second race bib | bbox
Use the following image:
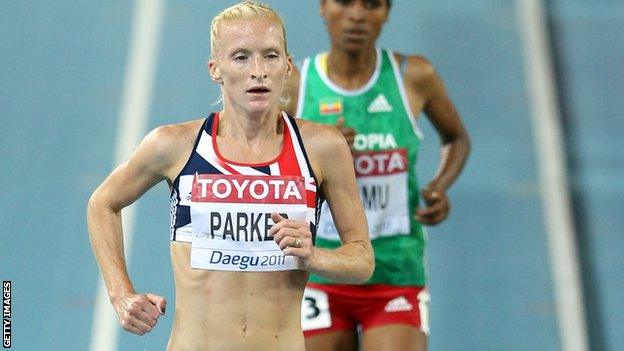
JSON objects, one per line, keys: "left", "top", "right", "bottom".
{"left": 316, "top": 148, "right": 410, "bottom": 240}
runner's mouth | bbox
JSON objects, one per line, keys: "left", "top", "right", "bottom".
{"left": 247, "top": 86, "right": 271, "bottom": 93}
{"left": 344, "top": 29, "right": 368, "bottom": 38}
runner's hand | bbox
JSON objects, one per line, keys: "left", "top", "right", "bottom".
{"left": 415, "top": 186, "right": 450, "bottom": 225}
{"left": 112, "top": 292, "right": 166, "bottom": 335}
{"left": 336, "top": 117, "right": 356, "bottom": 147}
{"left": 269, "top": 213, "right": 314, "bottom": 270}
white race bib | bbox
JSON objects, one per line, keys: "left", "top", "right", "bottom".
{"left": 317, "top": 148, "right": 410, "bottom": 240}
{"left": 190, "top": 174, "right": 307, "bottom": 271}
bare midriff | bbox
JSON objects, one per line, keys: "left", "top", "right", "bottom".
{"left": 166, "top": 241, "right": 308, "bottom": 351}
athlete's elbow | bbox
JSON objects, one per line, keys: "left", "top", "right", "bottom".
{"left": 457, "top": 132, "right": 471, "bottom": 154}
{"left": 87, "top": 189, "right": 108, "bottom": 216}
{"left": 353, "top": 242, "right": 375, "bottom": 284}
{"left": 87, "top": 191, "right": 100, "bottom": 217}
{"left": 86, "top": 189, "right": 119, "bottom": 225}
{"left": 448, "top": 129, "right": 471, "bottom": 155}
{"left": 363, "top": 246, "right": 375, "bottom": 282}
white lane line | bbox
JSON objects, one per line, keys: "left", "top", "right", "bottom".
{"left": 515, "top": 1, "right": 589, "bottom": 350}
{"left": 89, "top": 0, "right": 165, "bottom": 350}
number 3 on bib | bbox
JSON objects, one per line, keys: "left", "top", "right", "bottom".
{"left": 301, "top": 287, "right": 332, "bottom": 331}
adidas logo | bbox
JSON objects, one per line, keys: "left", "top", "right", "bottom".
{"left": 384, "top": 296, "right": 413, "bottom": 312}
{"left": 367, "top": 93, "right": 393, "bottom": 113}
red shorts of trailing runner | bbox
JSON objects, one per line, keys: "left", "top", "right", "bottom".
{"left": 302, "top": 283, "right": 430, "bottom": 336}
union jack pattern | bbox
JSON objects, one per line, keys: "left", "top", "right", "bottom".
{"left": 169, "top": 112, "right": 321, "bottom": 242}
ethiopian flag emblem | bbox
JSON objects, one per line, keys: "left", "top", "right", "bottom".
{"left": 319, "top": 97, "right": 343, "bottom": 115}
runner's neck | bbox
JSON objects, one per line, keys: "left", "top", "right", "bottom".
{"left": 324, "top": 48, "right": 377, "bottom": 90}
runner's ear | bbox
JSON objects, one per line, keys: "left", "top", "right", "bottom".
{"left": 208, "top": 60, "right": 222, "bottom": 83}
{"left": 319, "top": 1, "right": 326, "bottom": 19}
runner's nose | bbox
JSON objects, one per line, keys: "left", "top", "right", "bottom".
{"left": 251, "top": 57, "right": 268, "bottom": 80}
{"left": 347, "top": 3, "right": 366, "bottom": 23}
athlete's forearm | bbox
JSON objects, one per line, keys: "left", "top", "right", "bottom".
{"left": 87, "top": 193, "right": 136, "bottom": 302}
{"left": 307, "top": 240, "right": 374, "bottom": 284}
{"left": 429, "top": 134, "right": 470, "bottom": 191}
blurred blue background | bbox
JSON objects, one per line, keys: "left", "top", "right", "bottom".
{"left": 1, "top": 1, "right": 622, "bottom": 350}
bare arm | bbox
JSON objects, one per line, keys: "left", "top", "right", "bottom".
{"left": 87, "top": 125, "right": 183, "bottom": 334}
{"left": 271, "top": 123, "right": 373, "bottom": 283}
{"left": 312, "top": 126, "right": 373, "bottom": 282}
{"left": 404, "top": 55, "right": 471, "bottom": 224}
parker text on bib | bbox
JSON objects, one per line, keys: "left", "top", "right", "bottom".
{"left": 190, "top": 174, "right": 308, "bottom": 271}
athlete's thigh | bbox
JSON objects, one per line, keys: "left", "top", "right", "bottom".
{"left": 361, "top": 324, "right": 427, "bottom": 351}
{"left": 305, "top": 330, "right": 358, "bottom": 351}
{"left": 302, "top": 284, "right": 358, "bottom": 351}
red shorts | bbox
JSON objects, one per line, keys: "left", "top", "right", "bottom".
{"left": 302, "top": 283, "right": 430, "bottom": 337}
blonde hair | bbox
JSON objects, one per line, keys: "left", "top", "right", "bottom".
{"left": 210, "top": 1, "right": 289, "bottom": 59}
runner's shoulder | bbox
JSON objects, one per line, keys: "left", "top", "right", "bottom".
{"left": 295, "top": 118, "right": 350, "bottom": 163}
{"left": 392, "top": 52, "right": 437, "bottom": 88}
{"left": 141, "top": 117, "right": 205, "bottom": 164}
{"left": 296, "top": 118, "right": 346, "bottom": 148}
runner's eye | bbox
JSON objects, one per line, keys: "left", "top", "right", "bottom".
{"left": 365, "top": 0, "right": 382, "bottom": 9}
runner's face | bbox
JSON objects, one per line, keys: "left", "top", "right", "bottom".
{"left": 320, "top": 0, "right": 389, "bottom": 52}
{"left": 209, "top": 18, "right": 292, "bottom": 114}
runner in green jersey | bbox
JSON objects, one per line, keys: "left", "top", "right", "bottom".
{"left": 286, "top": 1, "right": 470, "bottom": 350}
